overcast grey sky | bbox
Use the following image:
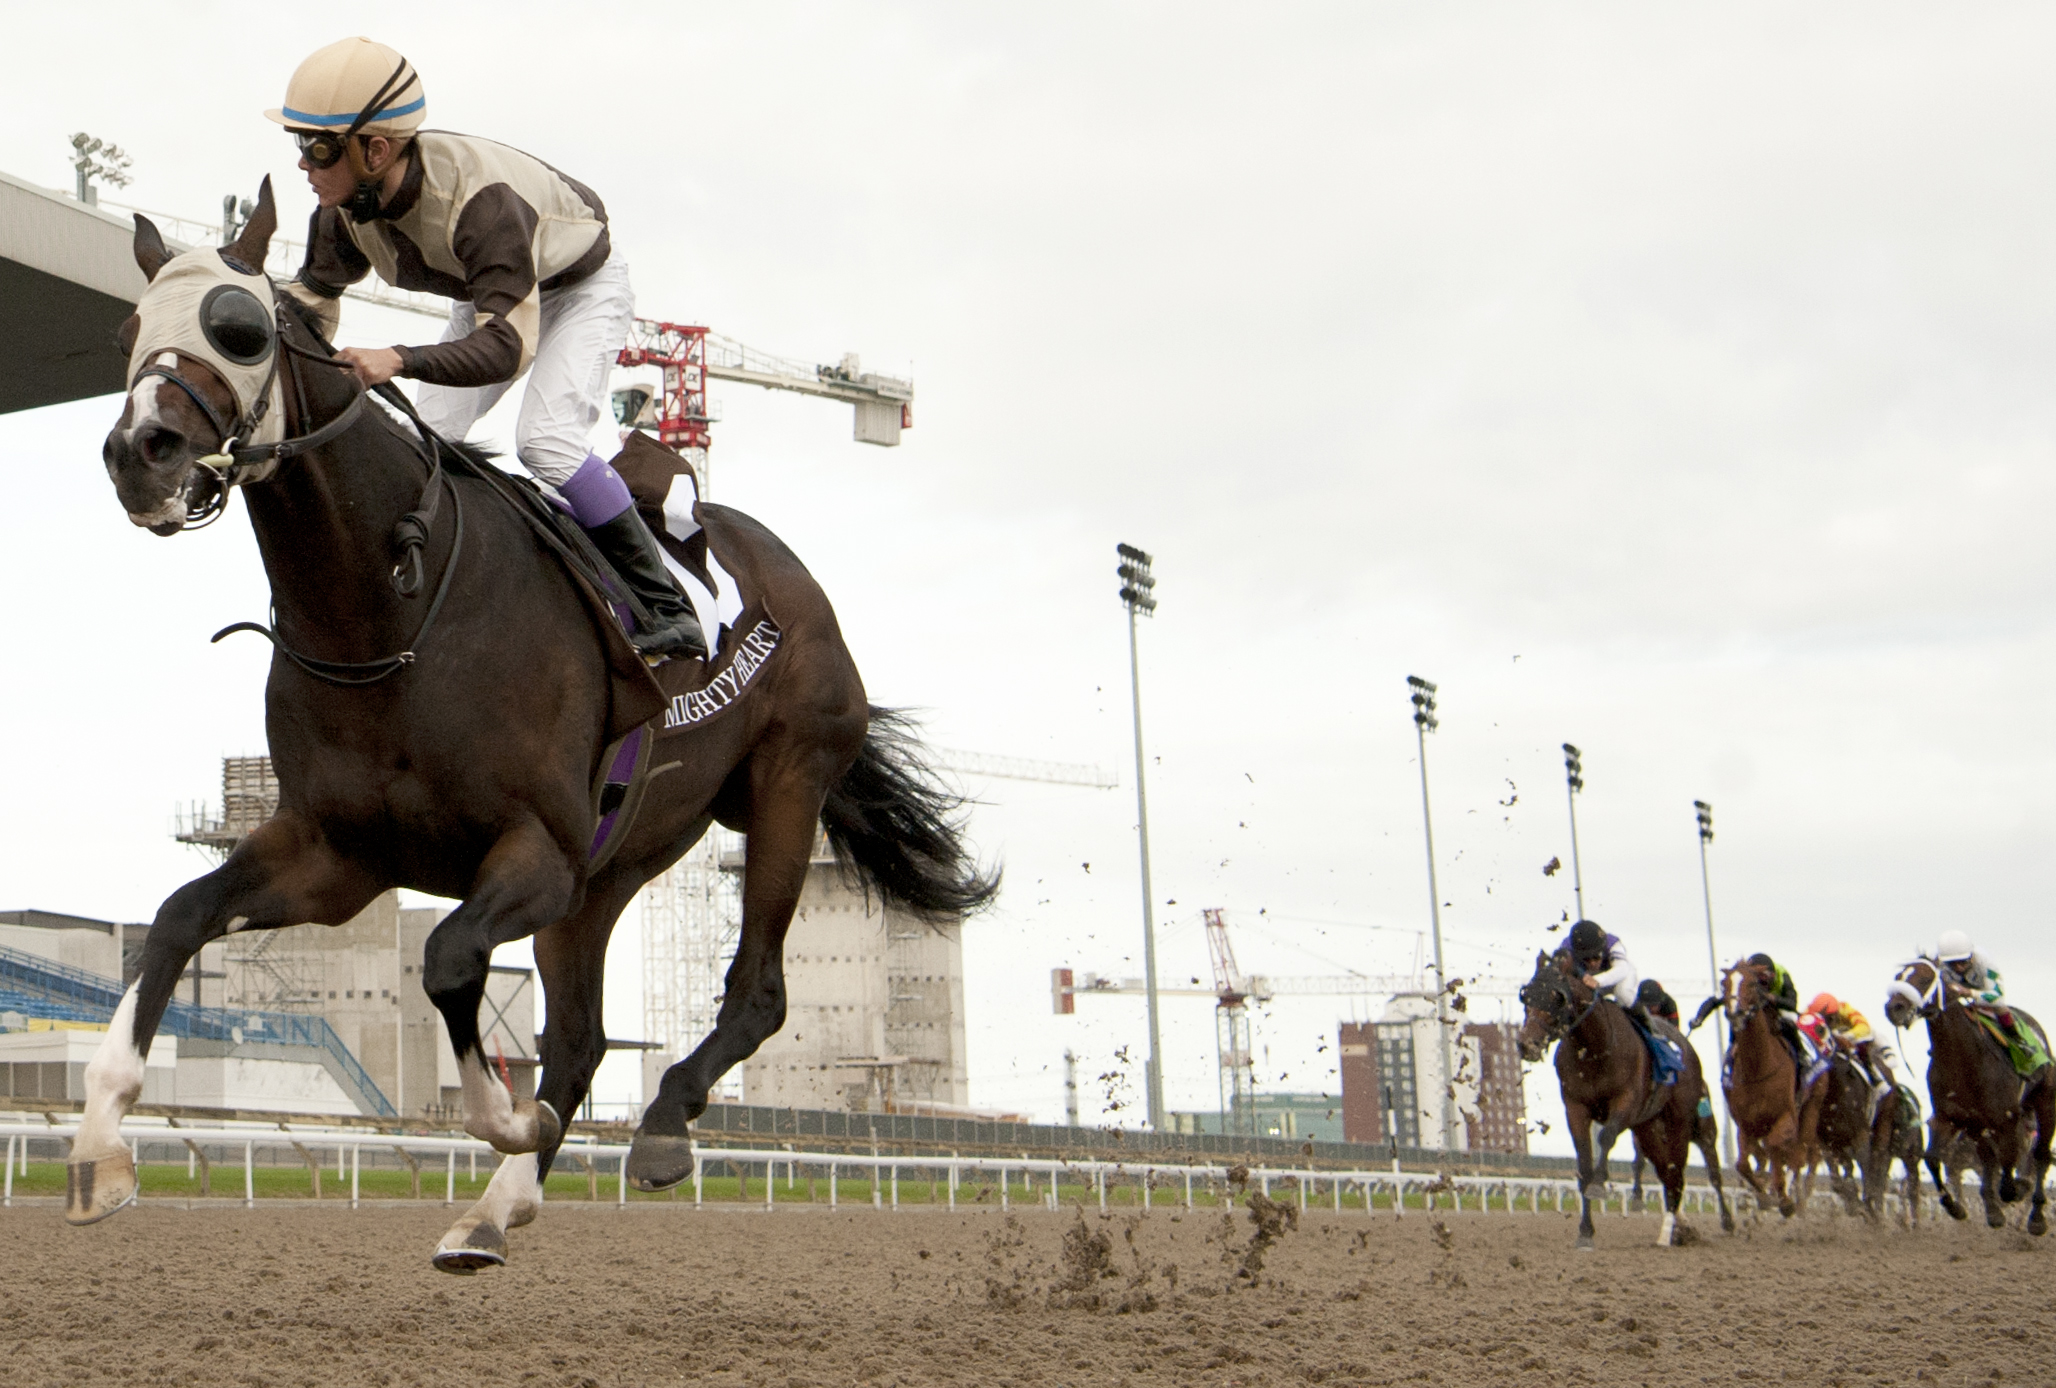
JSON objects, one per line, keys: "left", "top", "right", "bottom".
{"left": 3, "top": 5, "right": 2054, "bottom": 1146}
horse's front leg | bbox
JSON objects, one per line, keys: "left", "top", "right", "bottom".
{"left": 1565, "top": 1099, "right": 1599, "bottom": 1250}
{"left": 422, "top": 818, "right": 579, "bottom": 1163}
{"left": 1925, "top": 1119, "right": 1967, "bottom": 1221}
{"left": 1585, "top": 1093, "right": 1636, "bottom": 1200}
{"left": 68, "top": 818, "right": 380, "bottom": 1224}
{"left": 1973, "top": 1133, "right": 2010, "bottom": 1229}
{"left": 2026, "top": 1090, "right": 2053, "bottom": 1237}
{"left": 433, "top": 868, "right": 643, "bottom": 1274}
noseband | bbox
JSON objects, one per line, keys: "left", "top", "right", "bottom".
{"left": 128, "top": 295, "right": 368, "bottom": 530}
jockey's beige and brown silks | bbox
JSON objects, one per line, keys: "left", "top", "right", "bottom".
{"left": 126, "top": 247, "right": 286, "bottom": 456}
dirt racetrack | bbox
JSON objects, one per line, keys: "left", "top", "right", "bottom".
{"left": 1, "top": 1196, "right": 2048, "bottom": 1387}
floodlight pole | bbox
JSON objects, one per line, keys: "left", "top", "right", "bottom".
{"left": 1408, "top": 676, "right": 1458, "bottom": 1153}
{"left": 1563, "top": 744, "right": 1586, "bottom": 920}
{"left": 1116, "top": 543, "right": 1164, "bottom": 1131}
{"left": 1695, "top": 800, "right": 1735, "bottom": 1164}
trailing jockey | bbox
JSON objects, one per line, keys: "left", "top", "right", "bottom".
{"left": 1803, "top": 992, "right": 1900, "bottom": 1114}
{"left": 266, "top": 36, "right": 707, "bottom": 660}
{"left": 1567, "top": 920, "right": 1681, "bottom": 1084}
{"left": 1935, "top": 928, "right": 2052, "bottom": 1075}
{"left": 1635, "top": 978, "right": 1680, "bottom": 1028}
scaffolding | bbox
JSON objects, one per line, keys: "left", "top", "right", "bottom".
{"left": 639, "top": 830, "right": 743, "bottom": 1093}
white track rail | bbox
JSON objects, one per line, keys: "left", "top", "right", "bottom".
{"left": 0, "top": 1117, "right": 1754, "bottom": 1218}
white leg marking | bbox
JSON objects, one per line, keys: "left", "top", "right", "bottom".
{"left": 1657, "top": 1212, "right": 1676, "bottom": 1247}
{"left": 76, "top": 985, "right": 147, "bottom": 1161}
{"left": 434, "top": 1153, "right": 544, "bottom": 1270}
{"left": 458, "top": 1051, "right": 555, "bottom": 1153}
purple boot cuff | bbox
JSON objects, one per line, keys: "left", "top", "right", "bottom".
{"left": 559, "top": 453, "right": 634, "bottom": 527}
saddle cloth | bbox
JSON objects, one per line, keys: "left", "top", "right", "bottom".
{"left": 1969, "top": 1006, "right": 2053, "bottom": 1079}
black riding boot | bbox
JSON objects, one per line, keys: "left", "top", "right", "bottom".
{"left": 586, "top": 509, "right": 709, "bottom": 660}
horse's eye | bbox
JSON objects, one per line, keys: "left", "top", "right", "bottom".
{"left": 199, "top": 285, "right": 275, "bottom": 365}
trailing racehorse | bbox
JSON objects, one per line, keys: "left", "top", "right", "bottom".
{"left": 1518, "top": 950, "right": 1731, "bottom": 1249}
{"left": 1719, "top": 958, "right": 1823, "bottom": 1218}
{"left": 1884, "top": 957, "right": 2052, "bottom": 1234}
{"left": 1804, "top": 1053, "right": 1877, "bottom": 1216}
{"left": 83, "top": 185, "right": 996, "bottom": 1271}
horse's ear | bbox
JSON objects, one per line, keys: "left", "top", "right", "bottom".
{"left": 133, "top": 214, "right": 172, "bottom": 282}
{"left": 227, "top": 176, "right": 277, "bottom": 271}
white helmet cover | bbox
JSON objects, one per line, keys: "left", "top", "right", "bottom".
{"left": 1935, "top": 929, "right": 1975, "bottom": 964}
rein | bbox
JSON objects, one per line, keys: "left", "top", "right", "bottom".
{"left": 162, "top": 301, "right": 466, "bottom": 686}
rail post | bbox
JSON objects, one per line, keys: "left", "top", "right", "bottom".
{"left": 830, "top": 1161, "right": 838, "bottom": 1208}
{"left": 944, "top": 1159, "right": 952, "bottom": 1210}
{"left": 1333, "top": 1174, "right": 1341, "bottom": 1214}
{"left": 619, "top": 1154, "right": 628, "bottom": 1206}
{"left": 766, "top": 1158, "right": 774, "bottom": 1212}
{"left": 3, "top": 1134, "right": 12, "bottom": 1206}
{"left": 350, "top": 1145, "right": 360, "bottom": 1208}
{"left": 446, "top": 1149, "right": 455, "bottom": 1205}
{"left": 891, "top": 1163, "right": 898, "bottom": 1210}
{"left": 1096, "top": 1166, "right": 1106, "bottom": 1213}
{"left": 183, "top": 1139, "right": 211, "bottom": 1197}
{"left": 871, "top": 1160, "right": 882, "bottom": 1210}
{"left": 693, "top": 1153, "right": 703, "bottom": 1208}
{"left": 1000, "top": 1166, "right": 1008, "bottom": 1212}
{"left": 1184, "top": 1169, "right": 1193, "bottom": 1210}
{"left": 1143, "top": 1169, "right": 1151, "bottom": 1212}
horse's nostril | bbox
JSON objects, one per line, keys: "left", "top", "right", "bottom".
{"left": 137, "top": 426, "right": 185, "bottom": 464}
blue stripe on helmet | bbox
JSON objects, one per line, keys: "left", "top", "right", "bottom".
{"left": 280, "top": 95, "right": 426, "bottom": 127}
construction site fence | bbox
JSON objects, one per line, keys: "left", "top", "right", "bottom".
{"left": 0, "top": 1117, "right": 1822, "bottom": 1221}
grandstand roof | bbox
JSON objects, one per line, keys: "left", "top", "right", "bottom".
{"left": 0, "top": 168, "right": 150, "bottom": 414}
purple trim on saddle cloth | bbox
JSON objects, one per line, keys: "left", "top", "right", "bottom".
{"left": 559, "top": 453, "right": 635, "bottom": 527}
{"left": 588, "top": 724, "right": 646, "bottom": 860}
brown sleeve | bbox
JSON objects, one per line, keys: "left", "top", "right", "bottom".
{"left": 297, "top": 207, "right": 370, "bottom": 298}
{"left": 395, "top": 183, "right": 539, "bottom": 389}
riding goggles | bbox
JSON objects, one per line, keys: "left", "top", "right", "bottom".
{"left": 294, "top": 129, "right": 351, "bottom": 170}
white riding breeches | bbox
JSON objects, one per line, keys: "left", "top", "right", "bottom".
{"left": 414, "top": 253, "right": 634, "bottom": 487}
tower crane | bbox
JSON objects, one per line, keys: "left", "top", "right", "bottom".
{"left": 1054, "top": 907, "right": 1520, "bottom": 1134}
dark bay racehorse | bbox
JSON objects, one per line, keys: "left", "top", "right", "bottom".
{"left": 1884, "top": 957, "right": 2052, "bottom": 1235}
{"left": 1804, "top": 1053, "right": 1876, "bottom": 1215}
{"left": 82, "top": 183, "right": 995, "bottom": 1271}
{"left": 1518, "top": 950, "right": 1731, "bottom": 1248}
{"left": 1719, "top": 959, "right": 1821, "bottom": 1218}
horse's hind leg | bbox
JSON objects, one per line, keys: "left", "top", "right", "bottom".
{"left": 67, "top": 818, "right": 380, "bottom": 1224}
{"left": 422, "top": 817, "right": 579, "bottom": 1158}
{"left": 2026, "top": 1088, "right": 2053, "bottom": 1237}
{"left": 1696, "top": 1117, "right": 1734, "bottom": 1233}
{"left": 432, "top": 867, "right": 640, "bottom": 1274}
{"left": 629, "top": 762, "right": 830, "bottom": 1191}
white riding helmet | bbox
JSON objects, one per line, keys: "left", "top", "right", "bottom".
{"left": 265, "top": 37, "right": 426, "bottom": 136}
{"left": 1936, "top": 929, "right": 1975, "bottom": 963}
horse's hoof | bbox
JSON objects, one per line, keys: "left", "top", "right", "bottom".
{"left": 1778, "top": 1200, "right": 1795, "bottom": 1220}
{"left": 432, "top": 1220, "right": 507, "bottom": 1275}
{"left": 1581, "top": 1180, "right": 1609, "bottom": 1201}
{"left": 1720, "top": 1212, "right": 1736, "bottom": 1234}
{"left": 65, "top": 1153, "right": 138, "bottom": 1226}
{"left": 2000, "top": 1176, "right": 2022, "bottom": 1204}
{"left": 1628, "top": 1195, "right": 1645, "bottom": 1213}
{"left": 1942, "top": 1198, "right": 1968, "bottom": 1223}
{"left": 626, "top": 1128, "right": 695, "bottom": 1192}
{"left": 1574, "top": 1233, "right": 1595, "bottom": 1252}
{"left": 1986, "top": 1209, "right": 2007, "bottom": 1230}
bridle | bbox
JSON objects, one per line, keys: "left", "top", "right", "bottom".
{"left": 1722, "top": 963, "right": 1773, "bottom": 1031}
{"left": 1887, "top": 958, "right": 1946, "bottom": 1022}
{"left": 1520, "top": 959, "right": 1599, "bottom": 1044}
{"left": 137, "top": 288, "right": 464, "bottom": 685}
{"left": 127, "top": 270, "right": 368, "bottom": 530}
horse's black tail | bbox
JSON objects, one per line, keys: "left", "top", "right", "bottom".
{"left": 819, "top": 707, "right": 1000, "bottom": 923}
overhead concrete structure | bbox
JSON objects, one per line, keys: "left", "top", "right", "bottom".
{"left": 0, "top": 168, "right": 155, "bottom": 415}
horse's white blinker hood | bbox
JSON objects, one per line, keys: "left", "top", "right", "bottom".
{"left": 128, "top": 247, "right": 285, "bottom": 452}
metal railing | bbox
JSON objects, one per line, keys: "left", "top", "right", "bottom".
{"left": 0, "top": 1117, "right": 1755, "bottom": 1220}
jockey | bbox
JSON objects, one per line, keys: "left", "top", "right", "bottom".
{"left": 1934, "top": 929, "right": 2050, "bottom": 1073}
{"left": 1634, "top": 978, "right": 1680, "bottom": 1027}
{"left": 1567, "top": 920, "right": 1642, "bottom": 1017}
{"left": 266, "top": 37, "right": 707, "bottom": 661}
{"left": 1805, "top": 993, "right": 1898, "bottom": 1103}
{"left": 1747, "top": 951, "right": 1807, "bottom": 1066}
